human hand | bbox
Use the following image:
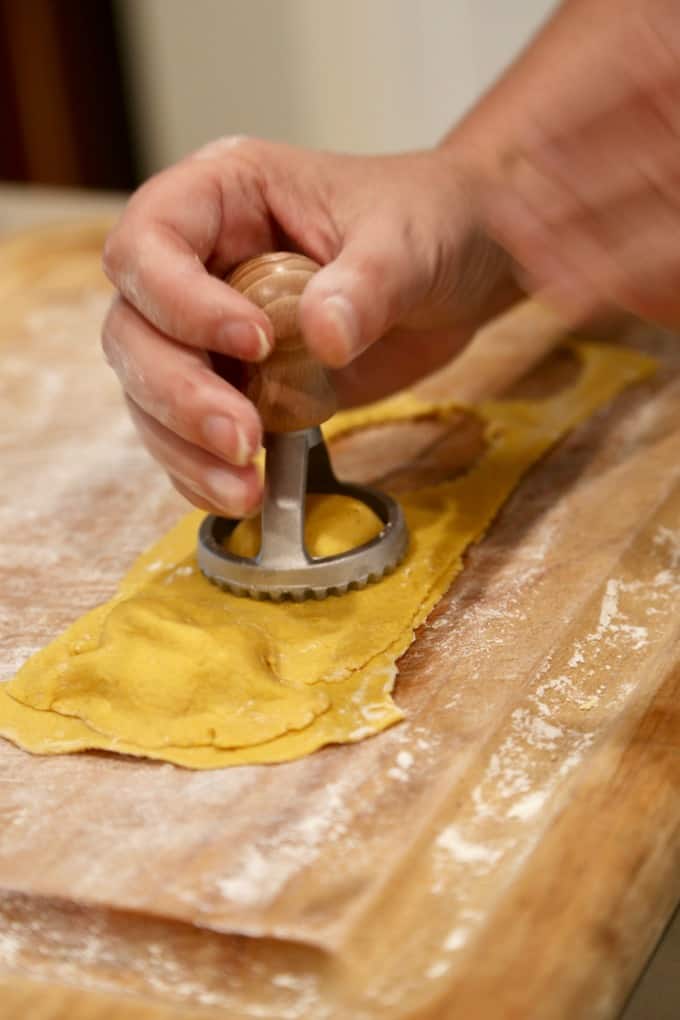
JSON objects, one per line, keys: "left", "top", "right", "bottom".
{"left": 473, "top": 0, "right": 680, "bottom": 329}
{"left": 101, "top": 138, "right": 513, "bottom": 516}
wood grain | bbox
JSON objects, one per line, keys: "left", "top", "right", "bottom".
{"left": 228, "top": 251, "right": 337, "bottom": 432}
{"left": 0, "top": 222, "right": 678, "bottom": 1019}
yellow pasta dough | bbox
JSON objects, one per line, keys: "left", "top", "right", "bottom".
{"left": 0, "top": 343, "right": 654, "bottom": 769}
{"left": 228, "top": 493, "right": 383, "bottom": 559}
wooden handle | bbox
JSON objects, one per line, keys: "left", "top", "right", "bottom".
{"left": 228, "top": 252, "right": 337, "bottom": 432}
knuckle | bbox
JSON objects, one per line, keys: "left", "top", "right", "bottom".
{"left": 100, "top": 299, "right": 124, "bottom": 367}
{"left": 103, "top": 221, "right": 158, "bottom": 325}
{"left": 101, "top": 229, "right": 123, "bottom": 281}
{"left": 355, "top": 247, "right": 393, "bottom": 283}
{"left": 118, "top": 246, "right": 164, "bottom": 328}
{"left": 124, "top": 172, "right": 167, "bottom": 214}
{"left": 192, "top": 134, "right": 253, "bottom": 161}
{"left": 191, "top": 134, "right": 271, "bottom": 166}
{"left": 100, "top": 323, "right": 116, "bottom": 367}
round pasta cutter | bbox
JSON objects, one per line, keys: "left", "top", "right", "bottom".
{"left": 196, "top": 252, "right": 408, "bottom": 602}
{"left": 198, "top": 425, "right": 408, "bottom": 601}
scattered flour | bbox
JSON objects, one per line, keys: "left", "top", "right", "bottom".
{"left": 216, "top": 846, "right": 276, "bottom": 906}
{"left": 506, "top": 791, "right": 548, "bottom": 821}
{"left": 436, "top": 825, "right": 504, "bottom": 870}
{"left": 654, "top": 525, "right": 680, "bottom": 569}
{"left": 387, "top": 749, "right": 415, "bottom": 783}
{"left": 1, "top": 292, "right": 181, "bottom": 679}
{"left": 589, "top": 579, "right": 649, "bottom": 650}
{"left": 213, "top": 778, "right": 353, "bottom": 909}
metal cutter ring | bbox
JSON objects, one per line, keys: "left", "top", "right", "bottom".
{"left": 197, "top": 428, "right": 409, "bottom": 601}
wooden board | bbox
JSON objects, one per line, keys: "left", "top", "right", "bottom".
{"left": 0, "top": 222, "right": 679, "bottom": 1020}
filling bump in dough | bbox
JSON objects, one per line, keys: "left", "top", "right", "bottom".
{"left": 0, "top": 343, "right": 654, "bottom": 769}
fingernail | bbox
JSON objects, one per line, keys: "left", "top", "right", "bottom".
{"left": 322, "top": 295, "right": 359, "bottom": 363}
{"left": 234, "top": 424, "right": 252, "bottom": 465}
{"left": 204, "top": 468, "right": 252, "bottom": 516}
{"left": 217, "top": 320, "right": 272, "bottom": 360}
{"left": 202, "top": 416, "right": 253, "bottom": 466}
{"left": 253, "top": 324, "right": 271, "bottom": 361}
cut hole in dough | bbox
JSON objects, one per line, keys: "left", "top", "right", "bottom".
{"left": 503, "top": 349, "right": 581, "bottom": 400}
{"left": 331, "top": 410, "right": 487, "bottom": 492}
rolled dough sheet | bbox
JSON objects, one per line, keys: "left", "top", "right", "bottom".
{"left": 0, "top": 342, "right": 654, "bottom": 769}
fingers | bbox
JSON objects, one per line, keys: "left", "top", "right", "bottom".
{"left": 102, "top": 156, "right": 275, "bottom": 360}
{"left": 298, "top": 225, "right": 431, "bottom": 368}
{"left": 102, "top": 297, "right": 262, "bottom": 465}
{"left": 167, "top": 475, "right": 226, "bottom": 515}
{"left": 126, "top": 398, "right": 262, "bottom": 517}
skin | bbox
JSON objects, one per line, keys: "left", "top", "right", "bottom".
{"left": 102, "top": 0, "right": 680, "bottom": 518}
{"left": 452, "top": 0, "right": 680, "bottom": 324}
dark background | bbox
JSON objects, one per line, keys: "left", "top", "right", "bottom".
{"left": 0, "top": 0, "right": 139, "bottom": 189}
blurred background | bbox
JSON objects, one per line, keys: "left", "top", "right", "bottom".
{"left": 0, "top": 3, "right": 678, "bottom": 1013}
{"left": 0, "top": 0, "right": 556, "bottom": 189}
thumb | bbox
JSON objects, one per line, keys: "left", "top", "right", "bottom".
{"left": 298, "top": 225, "right": 431, "bottom": 368}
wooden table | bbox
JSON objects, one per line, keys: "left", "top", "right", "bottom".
{"left": 0, "top": 188, "right": 678, "bottom": 1020}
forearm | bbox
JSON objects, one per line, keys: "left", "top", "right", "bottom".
{"left": 439, "top": 0, "right": 680, "bottom": 330}
{"left": 440, "top": 0, "right": 674, "bottom": 173}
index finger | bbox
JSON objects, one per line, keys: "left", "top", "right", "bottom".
{"left": 102, "top": 154, "right": 275, "bottom": 360}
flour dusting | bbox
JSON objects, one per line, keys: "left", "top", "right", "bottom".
{"left": 1, "top": 290, "right": 183, "bottom": 679}
{"left": 436, "top": 825, "right": 504, "bottom": 870}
